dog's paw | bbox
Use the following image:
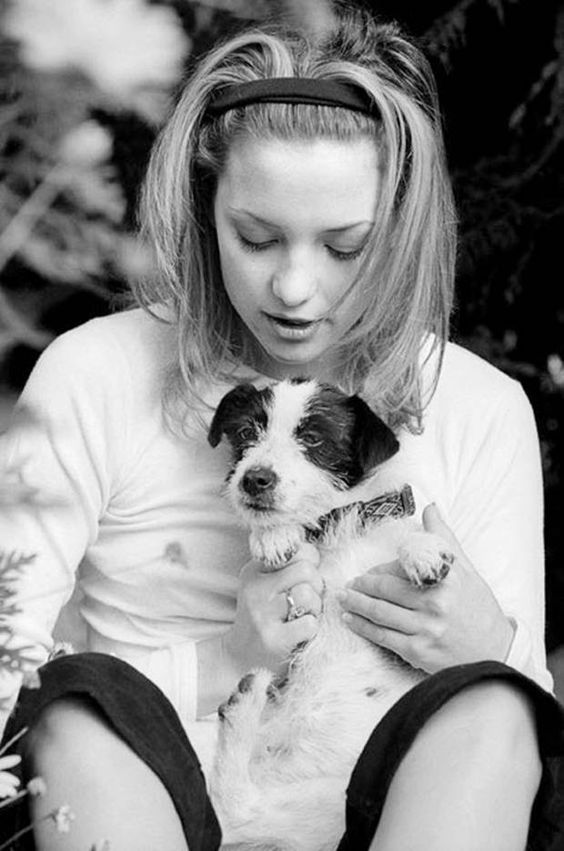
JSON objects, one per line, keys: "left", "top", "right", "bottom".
{"left": 218, "top": 668, "right": 276, "bottom": 727}
{"left": 398, "top": 531, "right": 454, "bottom": 587}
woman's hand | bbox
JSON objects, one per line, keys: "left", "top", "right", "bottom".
{"left": 338, "top": 505, "right": 515, "bottom": 673}
{"left": 227, "top": 542, "right": 325, "bottom": 677}
{"left": 197, "top": 542, "right": 324, "bottom": 716}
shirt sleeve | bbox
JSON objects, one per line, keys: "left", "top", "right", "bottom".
{"left": 0, "top": 319, "right": 208, "bottom": 736}
{"left": 0, "top": 326, "right": 130, "bottom": 732}
{"left": 446, "top": 379, "right": 552, "bottom": 692}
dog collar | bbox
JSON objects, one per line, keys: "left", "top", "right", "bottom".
{"left": 305, "top": 484, "right": 416, "bottom": 542}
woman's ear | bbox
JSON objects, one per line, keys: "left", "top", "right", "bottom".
{"left": 347, "top": 394, "right": 399, "bottom": 475}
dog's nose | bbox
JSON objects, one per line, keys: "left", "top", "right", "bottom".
{"left": 241, "top": 466, "right": 278, "bottom": 496}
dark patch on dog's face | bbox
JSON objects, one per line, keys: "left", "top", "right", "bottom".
{"left": 346, "top": 394, "right": 400, "bottom": 476}
{"left": 207, "top": 383, "right": 272, "bottom": 462}
{"left": 295, "top": 386, "right": 358, "bottom": 486}
{"left": 209, "top": 380, "right": 399, "bottom": 492}
{"left": 296, "top": 385, "right": 399, "bottom": 488}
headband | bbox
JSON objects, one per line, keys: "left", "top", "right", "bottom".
{"left": 206, "top": 78, "right": 377, "bottom": 117}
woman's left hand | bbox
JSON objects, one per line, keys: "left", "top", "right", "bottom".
{"left": 338, "top": 504, "right": 515, "bottom": 673}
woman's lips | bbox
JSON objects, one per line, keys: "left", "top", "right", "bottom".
{"left": 265, "top": 313, "right": 322, "bottom": 339}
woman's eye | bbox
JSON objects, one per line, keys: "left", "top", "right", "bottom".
{"left": 237, "top": 234, "right": 275, "bottom": 253}
{"left": 236, "top": 424, "right": 256, "bottom": 442}
{"left": 326, "top": 244, "right": 365, "bottom": 262}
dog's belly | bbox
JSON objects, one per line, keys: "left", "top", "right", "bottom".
{"left": 254, "top": 602, "right": 421, "bottom": 775}
{"left": 213, "top": 520, "right": 432, "bottom": 850}
{"left": 213, "top": 608, "right": 423, "bottom": 851}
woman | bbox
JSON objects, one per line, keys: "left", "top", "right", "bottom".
{"left": 1, "top": 4, "right": 562, "bottom": 849}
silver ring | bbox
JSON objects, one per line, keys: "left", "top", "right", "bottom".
{"left": 285, "top": 590, "right": 307, "bottom": 622}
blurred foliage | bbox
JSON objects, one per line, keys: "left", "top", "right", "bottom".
{"left": 0, "top": 0, "right": 563, "bottom": 643}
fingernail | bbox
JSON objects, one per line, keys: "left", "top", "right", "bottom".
{"left": 425, "top": 502, "right": 441, "bottom": 520}
{"left": 341, "top": 612, "right": 352, "bottom": 623}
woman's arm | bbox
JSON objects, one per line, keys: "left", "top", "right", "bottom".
{"left": 0, "top": 328, "right": 129, "bottom": 731}
{"left": 339, "top": 380, "right": 552, "bottom": 691}
{"left": 339, "top": 504, "right": 515, "bottom": 670}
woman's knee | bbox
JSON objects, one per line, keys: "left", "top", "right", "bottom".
{"left": 24, "top": 695, "right": 117, "bottom": 773}
{"left": 432, "top": 679, "right": 542, "bottom": 788}
{"left": 22, "top": 697, "right": 191, "bottom": 850}
{"left": 371, "top": 681, "right": 544, "bottom": 851}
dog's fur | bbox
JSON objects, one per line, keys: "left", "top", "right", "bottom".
{"left": 207, "top": 378, "right": 453, "bottom": 851}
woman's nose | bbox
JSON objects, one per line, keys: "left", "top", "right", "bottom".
{"left": 271, "top": 253, "right": 317, "bottom": 306}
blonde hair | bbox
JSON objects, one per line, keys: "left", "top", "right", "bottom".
{"left": 134, "top": 3, "right": 457, "bottom": 432}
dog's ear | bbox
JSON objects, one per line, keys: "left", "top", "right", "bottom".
{"left": 207, "top": 383, "right": 260, "bottom": 448}
{"left": 347, "top": 395, "right": 399, "bottom": 475}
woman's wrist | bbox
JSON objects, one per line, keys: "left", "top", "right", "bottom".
{"left": 195, "top": 631, "right": 246, "bottom": 718}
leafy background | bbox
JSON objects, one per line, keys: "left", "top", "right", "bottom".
{"left": 0, "top": 0, "right": 563, "bottom": 653}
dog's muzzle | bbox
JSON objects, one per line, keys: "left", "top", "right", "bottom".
{"left": 240, "top": 466, "right": 278, "bottom": 496}
{"left": 239, "top": 466, "right": 279, "bottom": 510}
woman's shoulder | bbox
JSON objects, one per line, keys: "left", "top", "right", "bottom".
{"left": 434, "top": 341, "right": 523, "bottom": 404}
{"left": 17, "top": 308, "right": 176, "bottom": 423}
{"left": 425, "top": 340, "right": 532, "bottom": 429}
{"left": 38, "top": 307, "right": 174, "bottom": 380}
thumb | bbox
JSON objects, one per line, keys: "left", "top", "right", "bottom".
{"left": 422, "top": 503, "right": 464, "bottom": 559}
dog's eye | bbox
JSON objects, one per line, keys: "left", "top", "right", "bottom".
{"left": 236, "top": 425, "right": 256, "bottom": 442}
{"left": 299, "top": 430, "right": 323, "bottom": 449}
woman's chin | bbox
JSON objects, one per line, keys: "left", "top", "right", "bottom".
{"left": 255, "top": 343, "right": 337, "bottom": 381}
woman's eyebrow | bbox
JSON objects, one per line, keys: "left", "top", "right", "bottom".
{"left": 229, "top": 209, "right": 373, "bottom": 234}
{"left": 323, "top": 222, "right": 373, "bottom": 235}
{"left": 228, "top": 209, "right": 274, "bottom": 226}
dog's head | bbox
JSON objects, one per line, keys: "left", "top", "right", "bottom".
{"left": 208, "top": 378, "right": 399, "bottom": 529}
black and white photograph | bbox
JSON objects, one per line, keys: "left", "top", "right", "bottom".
{"left": 0, "top": 0, "right": 563, "bottom": 848}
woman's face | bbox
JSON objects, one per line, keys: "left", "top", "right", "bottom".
{"left": 213, "top": 135, "right": 380, "bottom": 381}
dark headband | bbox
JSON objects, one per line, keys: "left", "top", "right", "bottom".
{"left": 206, "top": 78, "right": 377, "bottom": 117}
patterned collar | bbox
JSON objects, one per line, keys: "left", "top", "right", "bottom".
{"left": 305, "top": 484, "right": 415, "bottom": 542}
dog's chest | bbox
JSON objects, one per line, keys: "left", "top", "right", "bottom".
{"left": 317, "top": 516, "right": 407, "bottom": 587}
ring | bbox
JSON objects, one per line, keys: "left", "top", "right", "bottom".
{"left": 285, "top": 590, "right": 307, "bottom": 622}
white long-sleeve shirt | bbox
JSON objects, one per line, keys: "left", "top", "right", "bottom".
{"left": 0, "top": 308, "right": 553, "bottom": 753}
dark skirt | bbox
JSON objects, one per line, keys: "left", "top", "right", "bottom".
{"left": 1, "top": 653, "right": 563, "bottom": 850}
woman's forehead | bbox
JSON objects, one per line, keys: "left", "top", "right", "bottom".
{"left": 216, "top": 136, "right": 380, "bottom": 229}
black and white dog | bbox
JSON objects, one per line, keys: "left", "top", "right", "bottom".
{"left": 207, "top": 378, "right": 453, "bottom": 851}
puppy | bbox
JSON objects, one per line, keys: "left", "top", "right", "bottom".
{"left": 207, "top": 378, "right": 453, "bottom": 851}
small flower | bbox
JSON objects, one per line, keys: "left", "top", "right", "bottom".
{"left": 59, "top": 121, "right": 113, "bottom": 168}
{"left": 51, "top": 803, "right": 75, "bottom": 833}
{"left": 27, "top": 776, "right": 47, "bottom": 797}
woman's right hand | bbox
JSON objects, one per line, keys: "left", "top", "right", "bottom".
{"left": 227, "top": 542, "right": 324, "bottom": 676}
